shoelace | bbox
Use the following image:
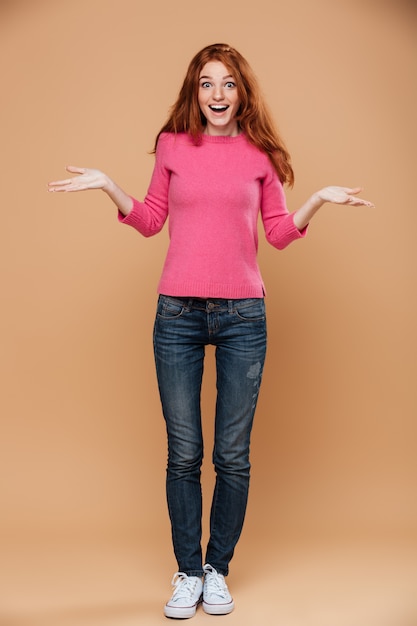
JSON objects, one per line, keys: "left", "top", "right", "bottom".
{"left": 204, "top": 567, "right": 228, "bottom": 598}
{"left": 171, "top": 572, "right": 199, "bottom": 601}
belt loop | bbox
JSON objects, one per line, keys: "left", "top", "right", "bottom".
{"left": 186, "top": 298, "right": 193, "bottom": 312}
{"left": 228, "top": 299, "right": 234, "bottom": 314}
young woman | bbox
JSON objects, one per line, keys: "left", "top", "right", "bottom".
{"left": 49, "top": 43, "right": 373, "bottom": 619}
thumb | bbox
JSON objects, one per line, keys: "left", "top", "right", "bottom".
{"left": 66, "top": 165, "right": 86, "bottom": 174}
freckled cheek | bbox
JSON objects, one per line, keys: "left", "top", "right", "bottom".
{"left": 231, "top": 101, "right": 240, "bottom": 117}
{"left": 197, "top": 92, "right": 207, "bottom": 111}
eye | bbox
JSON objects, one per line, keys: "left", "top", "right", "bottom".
{"left": 225, "top": 81, "right": 236, "bottom": 89}
{"left": 200, "top": 81, "right": 212, "bottom": 88}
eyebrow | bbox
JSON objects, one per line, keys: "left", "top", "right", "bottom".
{"left": 199, "top": 74, "right": 234, "bottom": 80}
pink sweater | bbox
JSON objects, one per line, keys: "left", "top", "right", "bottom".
{"left": 119, "top": 132, "right": 307, "bottom": 298}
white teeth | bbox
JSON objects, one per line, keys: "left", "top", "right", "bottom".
{"left": 209, "top": 105, "right": 228, "bottom": 111}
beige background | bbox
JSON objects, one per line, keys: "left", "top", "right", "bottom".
{"left": 1, "top": 0, "right": 416, "bottom": 624}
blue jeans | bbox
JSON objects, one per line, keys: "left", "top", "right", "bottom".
{"left": 153, "top": 296, "right": 267, "bottom": 577}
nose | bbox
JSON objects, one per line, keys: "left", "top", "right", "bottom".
{"left": 213, "top": 86, "right": 224, "bottom": 100}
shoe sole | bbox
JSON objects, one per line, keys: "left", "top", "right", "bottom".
{"left": 202, "top": 600, "right": 235, "bottom": 615}
{"left": 164, "top": 598, "right": 202, "bottom": 619}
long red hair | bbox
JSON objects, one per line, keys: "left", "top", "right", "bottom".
{"left": 154, "top": 43, "right": 294, "bottom": 186}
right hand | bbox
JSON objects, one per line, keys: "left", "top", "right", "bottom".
{"left": 48, "top": 166, "right": 109, "bottom": 193}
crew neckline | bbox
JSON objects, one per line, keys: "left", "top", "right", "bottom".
{"left": 200, "top": 133, "right": 245, "bottom": 144}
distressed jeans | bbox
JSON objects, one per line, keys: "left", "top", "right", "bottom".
{"left": 153, "top": 296, "right": 267, "bottom": 577}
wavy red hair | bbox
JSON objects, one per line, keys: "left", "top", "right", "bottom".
{"left": 154, "top": 43, "right": 294, "bottom": 186}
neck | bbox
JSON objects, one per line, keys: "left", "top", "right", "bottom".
{"left": 203, "top": 123, "right": 240, "bottom": 137}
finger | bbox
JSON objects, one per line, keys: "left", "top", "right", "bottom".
{"left": 66, "top": 165, "right": 86, "bottom": 174}
{"left": 48, "top": 178, "right": 82, "bottom": 192}
{"left": 48, "top": 184, "right": 72, "bottom": 192}
{"left": 349, "top": 197, "right": 375, "bottom": 207}
{"left": 357, "top": 199, "right": 375, "bottom": 207}
{"left": 343, "top": 187, "right": 362, "bottom": 195}
{"left": 64, "top": 182, "right": 88, "bottom": 191}
{"left": 48, "top": 183, "right": 84, "bottom": 193}
{"left": 48, "top": 178, "right": 76, "bottom": 186}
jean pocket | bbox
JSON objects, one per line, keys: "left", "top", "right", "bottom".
{"left": 157, "top": 295, "right": 187, "bottom": 319}
{"left": 234, "top": 299, "right": 265, "bottom": 322}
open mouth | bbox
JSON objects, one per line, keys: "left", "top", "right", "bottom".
{"left": 209, "top": 105, "right": 229, "bottom": 112}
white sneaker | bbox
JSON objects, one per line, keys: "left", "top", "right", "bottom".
{"left": 202, "top": 564, "right": 235, "bottom": 615}
{"left": 164, "top": 572, "right": 203, "bottom": 619}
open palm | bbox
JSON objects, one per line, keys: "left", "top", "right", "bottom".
{"left": 318, "top": 186, "right": 374, "bottom": 207}
{"left": 48, "top": 166, "right": 108, "bottom": 192}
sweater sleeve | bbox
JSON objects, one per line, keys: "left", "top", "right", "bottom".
{"left": 261, "top": 163, "right": 308, "bottom": 250}
{"left": 117, "top": 134, "right": 171, "bottom": 237}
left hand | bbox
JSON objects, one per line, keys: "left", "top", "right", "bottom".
{"left": 317, "top": 186, "right": 375, "bottom": 207}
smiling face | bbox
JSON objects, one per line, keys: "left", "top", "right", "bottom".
{"left": 198, "top": 61, "right": 241, "bottom": 136}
